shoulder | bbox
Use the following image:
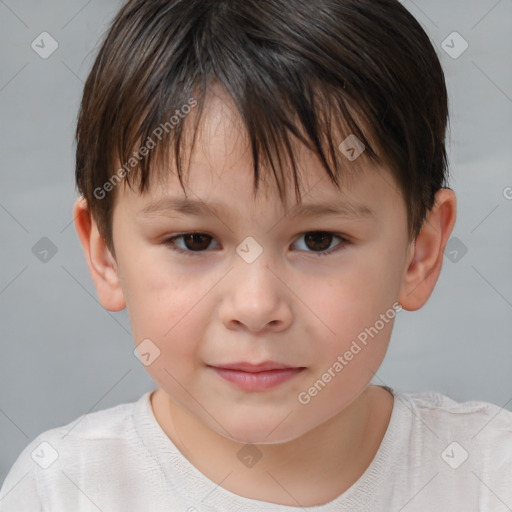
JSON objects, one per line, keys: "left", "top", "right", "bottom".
{"left": 390, "top": 387, "right": 512, "bottom": 468}
{"left": 0, "top": 392, "right": 149, "bottom": 510}
{"left": 366, "top": 387, "right": 512, "bottom": 509}
{"left": 394, "top": 388, "right": 512, "bottom": 432}
{"left": 31, "top": 392, "right": 142, "bottom": 455}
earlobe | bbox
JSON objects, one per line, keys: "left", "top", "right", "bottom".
{"left": 398, "top": 188, "right": 457, "bottom": 311}
{"left": 73, "top": 197, "right": 126, "bottom": 312}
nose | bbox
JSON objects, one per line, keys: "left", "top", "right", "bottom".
{"left": 219, "top": 256, "right": 293, "bottom": 334}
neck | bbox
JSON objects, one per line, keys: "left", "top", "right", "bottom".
{"left": 151, "top": 385, "right": 393, "bottom": 507}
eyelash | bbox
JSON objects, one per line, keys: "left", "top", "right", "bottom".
{"left": 163, "top": 231, "right": 350, "bottom": 258}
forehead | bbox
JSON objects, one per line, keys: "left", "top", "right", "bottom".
{"left": 116, "top": 85, "right": 401, "bottom": 220}
{"left": 186, "top": 85, "right": 371, "bottom": 180}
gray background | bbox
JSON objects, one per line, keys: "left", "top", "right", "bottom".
{"left": 1, "top": 0, "right": 511, "bottom": 487}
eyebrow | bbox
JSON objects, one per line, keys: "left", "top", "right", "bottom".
{"left": 141, "top": 197, "right": 375, "bottom": 220}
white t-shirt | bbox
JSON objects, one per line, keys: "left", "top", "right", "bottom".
{"left": 1, "top": 385, "right": 511, "bottom": 511}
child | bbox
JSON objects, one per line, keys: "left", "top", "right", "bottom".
{"left": 1, "top": 0, "right": 511, "bottom": 510}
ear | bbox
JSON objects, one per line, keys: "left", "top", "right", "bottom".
{"left": 73, "top": 197, "right": 126, "bottom": 311}
{"left": 398, "top": 188, "right": 457, "bottom": 311}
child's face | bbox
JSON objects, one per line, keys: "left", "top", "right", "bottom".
{"left": 109, "top": 90, "right": 414, "bottom": 444}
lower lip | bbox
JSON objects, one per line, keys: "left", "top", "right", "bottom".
{"left": 211, "top": 367, "right": 305, "bottom": 391}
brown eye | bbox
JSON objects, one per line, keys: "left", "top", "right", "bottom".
{"left": 180, "top": 233, "right": 213, "bottom": 251}
{"left": 165, "top": 232, "right": 218, "bottom": 255}
{"left": 293, "top": 231, "right": 348, "bottom": 256}
{"left": 303, "top": 232, "right": 334, "bottom": 251}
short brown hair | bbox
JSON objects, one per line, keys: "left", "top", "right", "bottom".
{"left": 75, "top": 0, "right": 451, "bottom": 255}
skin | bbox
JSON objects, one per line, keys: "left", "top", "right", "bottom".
{"left": 74, "top": 87, "right": 456, "bottom": 507}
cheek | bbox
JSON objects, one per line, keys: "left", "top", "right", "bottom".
{"left": 349, "top": 238, "right": 406, "bottom": 306}
{"left": 122, "top": 253, "right": 215, "bottom": 358}
{"left": 310, "top": 257, "right": 397, "bottom": 335}
{"left": 305, "top": 249, "right": 401, "bottom": 375}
